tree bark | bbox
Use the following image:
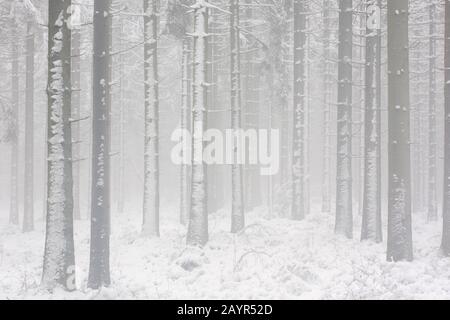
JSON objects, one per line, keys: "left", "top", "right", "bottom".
{"left": 230, "top": 0, "right": 245, "bottom": 233}
{"left": 180, "top": 37, "right": 191, "bottom": 226}
{"left": 88, "top": 0, "right": 112, "bottom": 288}
{"left": 335, "top": 0, "right": 353, "bottom": 238}
{"left": 321, "top": 0, "right": 332, "bottom": 213}
{"left": 118, "top": 18, "right": 126, "bottom": 214}
{"left": 72, "top": 23, "right": 81, "bottom": 221}
{"left": 243, "top": 0, "right": 261, "bottom": 212}
{"left": 387, "top": 0, "right": 413, "bottom": 262}
{"left": 361, "top": 0, "right": 382, "bottom": 243}
{"left": 42, "top": 0, "right": 76, "bottom": 291}
{"left": 292, "top": 0, "right": 306, "bottom": 221}
{"left": 428, "top": 1, "right": 438, "bottom": 222}
{"left": 9, "top": 19, "right": 19, "bottom": 226}
{"left": 23, "top": 20, "right": 35, "bottom": 233}
{"left": 442, "top": 0, "right": 450, "bottom": 256}
{"left": 142, "top": 0, "right": 160, "bottom": 237}
{"left": 187, "top": 0, "right": 209, "bottom": 246}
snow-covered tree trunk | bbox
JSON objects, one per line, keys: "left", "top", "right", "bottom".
{"left": 305, "top": 10, "right": 311, "bottom": 216}
{"left": 321, "top": 0, "right": 332, "bottom": 213}
{"left": 42, "top": 0, "right": 76, "bottom": 291}
{"left": 187, "top": 0, "right": 209, "bottom": 246}
{"left": 427, "top": 1, "right": 438, "bottom": 222}
{"left": 387, "top": 0, "right": 413, "bottom": 262}
{"left": 361, "top": 0, "right": 382, "bottom": 243}
{"left": 243, "top": 0, "right": 261, "bottom": 212}
{"left": 142, "top": 0, "right": 160, "bottom": 237}
{"left": 207, "top": 9, "right": 218, "bottom": 215}
{"left": 442, "top": 0, "right": 450, "bottom": 256}
{"left": 358, "top": 7, "right": 366, "bottom": 217}
{"left": 292, "top": 0, "right": 306, "bottom": 221}
{"left": 118, "top": 19, "right": 126, "bottom": 214}
{"left": 72, "top": 23, "right": 81, "bottom": 221}
{"left": 230, "top": 0, "right": 245, "bottom": 233}
{"left": 375, "top": 0, "right": 382, "bottom": 232}
{"left": 88, "top": 0, "right": 112, "bottom": 288}
{"left": 23, "top": 20, "right": 35, "bottom": 233}
{"left": 180, "top": 37, "right": 191, "bottom": 226}
{"left": 335, "top": 0, "right": 353, "bottom": 238}
{"left": 9, "top": 19, "right": 19, "bottom": 226}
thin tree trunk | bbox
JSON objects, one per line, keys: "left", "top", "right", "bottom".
{"left": 321, "top": 0, "right": 332, "bottom": 213}
{"left": 442, "top": 0, "right": 450, "bottom": 256}
{"left": 387, "top": 0, "right": 413, "bottom": 262}
{"left": 9, "top": 20, "right": 19, "bottom": 226}
{"left": 243, "top": 0, "right": 261, "bottom": 212}
{"left": 357, "top": 6, "right": 365, "bottom": 217}
{"left": 292, "top": 0, "right": 306, "bottom": 221}
{"left": 428, "top": 1, "right": 438, "bottom": 222}
{"left": 305, "top": 9, "right": 311, "bottom": 216}
{"left": 72, "top": 25, "right": 81, "bottom": 221}
{"left": 23, "top": 20, "right": 35, "bottom": 233}
{"left": 42, "top": 0, "right": 76, "bottom": 291}
{"left": 230, "top": 0, "right": 245, "bottom": 233}
{"left": 118, "top": 19, "right": 126, "bottom": 214}
{"left": 207, "top": 9, "right": 218, "bottom": 215}
{"left": 142, "top": 0, "right": 160, "bottom": 237}
{"left": 187, "top": 0, "right": 209, "bottom": 246}
{"left": 88, "top": 0, "right": 112, "bottom": 289}
{"left": 335, "top": 0, "right": 353, "bottom": 238}
{"left": 180, "top": 37, "right": 191, "bottom": 226}
{"left": 375, "top": 0, "right": 382, "bottom": 239}
{"left": 361, "top": 0, "right": 382, "bottom": 243}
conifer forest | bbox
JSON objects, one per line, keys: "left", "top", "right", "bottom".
{"left": 1, "top": 0, "right": 450, "bottom": 300}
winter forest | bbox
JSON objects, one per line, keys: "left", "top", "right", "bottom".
{"left": 1, "top": 0, "right": 450, "bottom": 300}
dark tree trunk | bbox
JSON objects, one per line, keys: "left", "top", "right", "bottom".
{"left": 386, "top": 0, "right": 413, "bottom": 262}
{"left": 88, "top": 0, "right": 112, "bottom": 288}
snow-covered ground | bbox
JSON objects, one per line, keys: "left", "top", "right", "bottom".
{"left": 1, "top": 204, "right": 450, "bottom": 300}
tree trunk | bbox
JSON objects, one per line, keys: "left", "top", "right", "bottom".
{"left": 142, "top": 0, "right": 160, "bottom": 237}
{"left": 23, "top": 20, "right": 35, "bottom": 233}
{"left": 386, "top": 0, "right": 413, "bottom": 262}
{"left": 9, "top": 20, "right": 19, "bottom": 226}
{"left": 442, "top": 0, "right": 450, "bottom": 256}
{"left": 118, "top": 18, "right": 126, "bottom": 214}
{"left": 42, "top": 0, "right": 76, "bottom": 291}
{"left": 187, "top": 0, "right": 209, "bottom": 246}
{"left": 88, "top": 0, "right": 112, "bottom": 288}
{"left": 428, "top": 1, "right": 438, "bottom": 222}
{"left": 243, "top": 0, "right": 261, "bottom": 212}
{"left": 321, "top": 0, "right": 332, "bottom": 213}
{"left": 292, "top": 0, "right": 306, "bottom": 221}
{"left": 361, "top": 0, "right": 382, "bottom": 243}
{"left": 72, "top": 24, "right": 81, "bottom": 221}
{"left": 305, "top": 10, "right": 311, "bottom": 216}
{"left": 180, "top": 37, "right": 191, "bottom": 226}
{"left": 335, "top": 0, "right": 353, "bottom": 238}
{"left": 230, "top": 0, "right": 245, "bottom": 233}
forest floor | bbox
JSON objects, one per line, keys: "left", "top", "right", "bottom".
{"left": 1, "top": 203, "right": 450, "bottom": 300}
